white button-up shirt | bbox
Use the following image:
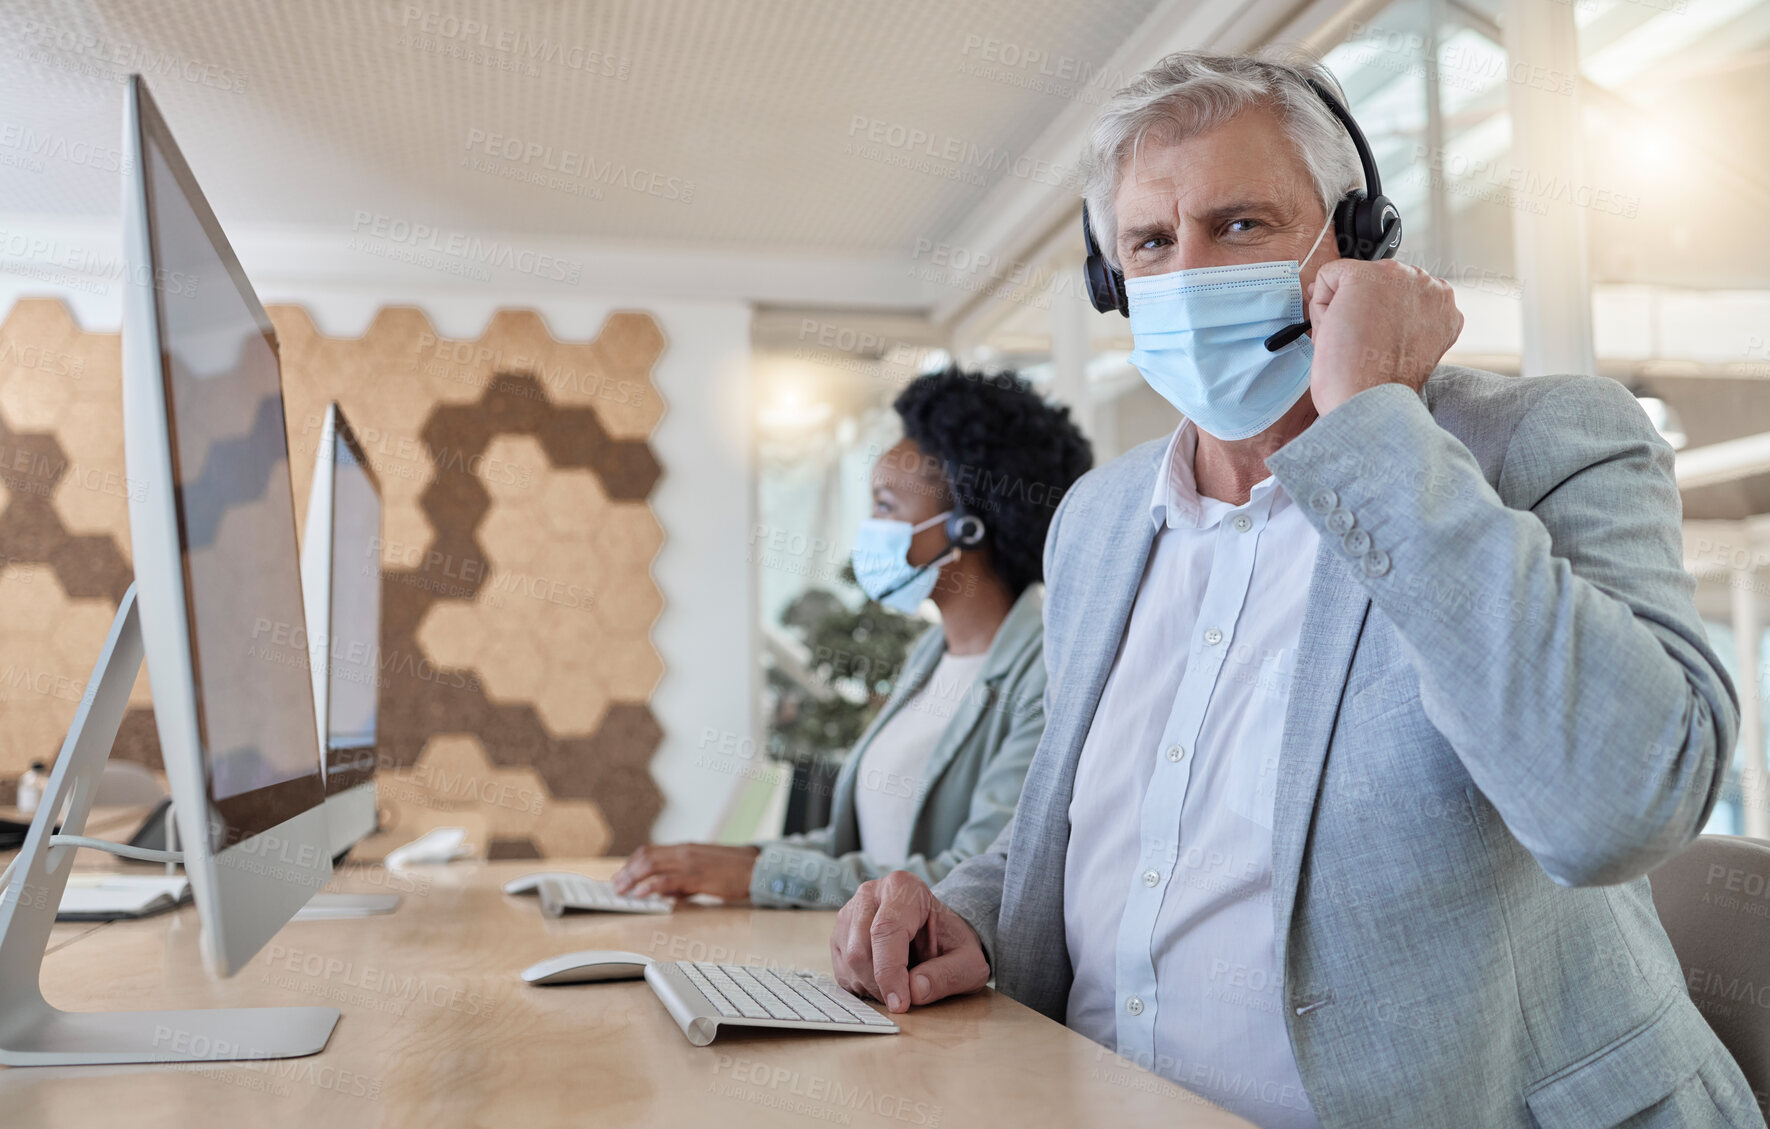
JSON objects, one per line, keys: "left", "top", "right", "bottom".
{"left": 1063, "top": 421, "right": 1322, "bottom": 1129}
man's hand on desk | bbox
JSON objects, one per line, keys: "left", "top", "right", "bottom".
{"left": 610, "top": 843, "right": 760, "bottom": 899}
{"left": 831, "top": 871, "right": 989, "bottom": 1014}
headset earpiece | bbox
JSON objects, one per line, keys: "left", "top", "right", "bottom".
{"left": 947, "top": 512, "right": 986, "bottom": 550}
{"left": 1332, "top": 188, "right": 1403, "bottom": 262}
{"left": 1081, "top": 202, "right": 1128, "bottom": 316}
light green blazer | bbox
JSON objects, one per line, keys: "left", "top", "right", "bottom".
{"left": 749, "top": 585, "right": 1046, "bottom": 908}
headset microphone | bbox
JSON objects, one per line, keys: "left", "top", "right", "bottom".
{"left": 1081, "top": 74, "right": 1404, "bottom": 351}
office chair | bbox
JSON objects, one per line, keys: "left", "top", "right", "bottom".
{"left": 1648, "top": 833, "right": 1770, "bottom": 1103}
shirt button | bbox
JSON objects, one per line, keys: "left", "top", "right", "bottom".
{"left": 1232, "top": 514, "right": 1252, "bottom": 533}
{"left": 1363, "top": 549, "right": 1391, "bottom": 577}
{"left": 1142, "top": 869, "right": 1160, "bottom": 887}
{"left": 1309, "top": 488, "right": 1338, "bottom": 514}
{"left": 1203, "top": 627, "right": 1224, "bottom": 646}
{"left": 1166, "top": 744, "right": 1185, "bottom": 763}
{"left": 1342, "top": 528, "right": 1371, "bottom": 556}
{"left": 1326, "top": 507, "right": 1355, "bottom": 535}
{"left": 1126, "top": 996, "right": 1145, "bottom": 1016}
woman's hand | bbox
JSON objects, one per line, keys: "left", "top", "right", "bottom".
{"left": 610, "top": 844, "right": 761, "bottom": 900}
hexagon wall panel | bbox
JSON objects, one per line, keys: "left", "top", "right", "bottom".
{"left": 0, "top": 298, "right": 667, "bottom": 854}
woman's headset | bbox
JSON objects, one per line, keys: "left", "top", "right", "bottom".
{"left": 1082, "top": 77, "right": 1403, "bottom": 318}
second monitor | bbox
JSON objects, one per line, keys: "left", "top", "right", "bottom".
{"left": 300, "top": 402, "right": 383, "bottom": 860}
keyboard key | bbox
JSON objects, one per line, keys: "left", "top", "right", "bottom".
{"left": 759, "top": 970, "right": 834, "bottom": 1021}
{"left": 681, "top": 964, "right": 740, "bottom": 1017}
{"left": 703, "top": 966, "right": 769, "bottom": 1019}
{"left": 728, "top": 967, "right": 798, "bottom": 1021}
{"left": 807, "top": 976, "right": 894, "bottom": 1024}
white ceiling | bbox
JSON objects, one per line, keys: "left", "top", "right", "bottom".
{"left": 0, "top": 0, "right": 1335, "bottom": 320}
{"left": 7, "top": 0, "right": 1173, "bottom": 249}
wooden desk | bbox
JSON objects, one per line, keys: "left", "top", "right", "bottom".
{"left": 0, "top": 860, "right": 1253, "bottom": 1128}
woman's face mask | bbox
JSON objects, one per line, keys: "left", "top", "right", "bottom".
{"left": 851, "top": 511, "right": 956, "bottom": 613}
{"left": 1124, "top": 215, "right": 1333, "bottom": 441}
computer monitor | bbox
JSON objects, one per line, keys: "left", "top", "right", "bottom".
{"left": 120, "top": 75, "right": 334, "bottom": 977}
{"left": 300, "top": 402, "right": 383, "bottom": 858}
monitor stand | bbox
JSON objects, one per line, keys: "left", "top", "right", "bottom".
{"left": 0, "top": 584, "right": 340, "bottom": 1065}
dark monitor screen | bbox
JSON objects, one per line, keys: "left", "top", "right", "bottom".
{"left": 140, "top": 87, "right": 325, "bottom": 844}
{"left": 325, "top": 416, "right": 380, "bottom": 793}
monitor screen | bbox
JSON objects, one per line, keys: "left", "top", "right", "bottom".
{"left": 142, "top": 100, "right": 325, "bottom": 844}
{"left": 325, "top": 417, "right": 380, "bottom": 791}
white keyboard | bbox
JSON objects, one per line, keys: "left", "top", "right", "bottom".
{"left": 536, "top": 874, "right": 672, "bottom": 916}
{"left": 644, "top": 961, "right": 899, "bottom": 1046}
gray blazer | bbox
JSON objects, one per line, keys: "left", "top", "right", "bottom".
{"left": 750, "top": 585, "right": 1046, "bottom": 908}
{"left": 934, "top": 369, "right": 1765, "bottom": 1128}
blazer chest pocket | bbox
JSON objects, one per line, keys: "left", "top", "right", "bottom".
{"left": 1524, "top": 995, "right": 1750, "bottom": 1128}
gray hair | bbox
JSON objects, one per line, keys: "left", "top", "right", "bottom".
{"left": 1082, "top": 50, "right": 1363, "bottom": 270}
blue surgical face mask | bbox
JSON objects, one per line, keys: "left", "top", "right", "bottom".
{"left": 1125, "top": 216, "right": 1333, "bottom": 441}
{"left": 851, "top": 511, "right": 955, "bottom": 614}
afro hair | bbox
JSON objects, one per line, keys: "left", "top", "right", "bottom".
{"left": 891, "top": 366, "right": 1093, "bottom": 596}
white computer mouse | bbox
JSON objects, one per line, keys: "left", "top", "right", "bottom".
{"left": 386, "top": 826, "right": 471, "bottom": 868}
{"left": 502, "top": 871, "right": 582, "bottom": 895}
{"left": 521, "top": 950, "right": 654, "bottom": 985}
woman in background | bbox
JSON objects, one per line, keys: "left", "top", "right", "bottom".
{"left": 612, "top": 366, "right": 1092, "bottom": 907}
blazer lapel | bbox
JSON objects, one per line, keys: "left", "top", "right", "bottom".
{"left": 909, "top": 588, "right": 1042, "bottom": 815}
{"left": 1269, "top": 540, "right": 1372, "bottom": 974}
{"left": 1002, "top": 454, "right": 1162, "bottom": 917}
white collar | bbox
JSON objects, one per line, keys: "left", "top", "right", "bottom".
{"left": 1148, "top": 420, "right": 1285, "bottom": 531}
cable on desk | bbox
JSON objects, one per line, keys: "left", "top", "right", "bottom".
{"left": 47, "top": 835, "right": 184, "bottom": 865}
{"left": 0, "top": 836, "right": 185, "bottom": 895}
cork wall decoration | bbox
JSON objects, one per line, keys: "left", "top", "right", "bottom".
{"left": 0, "top": 298, "right": 668, "bottom": 856}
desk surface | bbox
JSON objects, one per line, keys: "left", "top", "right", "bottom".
{"left": 0, "top": 859, "right": 1252, "bottom": 1129}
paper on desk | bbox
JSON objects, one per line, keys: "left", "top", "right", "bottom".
{"left": 58, "top": 874, "right": 189, "bottom": 916}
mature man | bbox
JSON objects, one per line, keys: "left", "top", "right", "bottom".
{"left": 829, "top": 51, "right": 1763, "bottom": 1129}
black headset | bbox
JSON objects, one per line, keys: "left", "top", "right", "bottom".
{"left": 1082, "top": 77, "right": 1403, "bottom": 320}
{"left": 942, "top": 460, "right": 988, "bottom": 551}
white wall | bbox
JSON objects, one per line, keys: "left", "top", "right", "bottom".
{"left": 0, "top": 270, "right": 757, "bottom": 843}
